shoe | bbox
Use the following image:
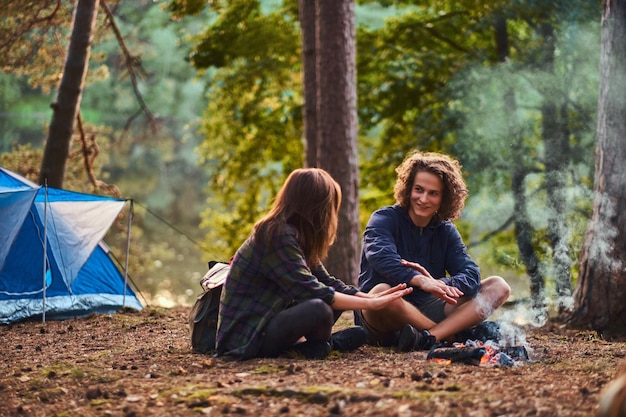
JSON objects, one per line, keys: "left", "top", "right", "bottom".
{"left": 457, "top": 321, "right": 501, "bottom": 343}
{"left": 331, "top": 326, "right": 369, "bottom": 352}
{"left": 397, "top": 324, "right": 436, "bottom": 352}
{"left": 290, "top": 340, "right": 331, "bottom": 359}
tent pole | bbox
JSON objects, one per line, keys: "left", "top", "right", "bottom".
{"left": 42, "top": 182, "right": 48, "bottom": 323}
{"left": 123, "top": 199, "right": 133, "bottom": 307}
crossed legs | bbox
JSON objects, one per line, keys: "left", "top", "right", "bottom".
{"left": 361, "top": 276, "right": 510, "bottom": 344}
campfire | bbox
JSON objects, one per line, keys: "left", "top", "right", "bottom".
{"left": 427, "top": 322, "right": 530, "bottom": 367}
{"left": 427, "top": 340, "right": 529, "bottom": 366}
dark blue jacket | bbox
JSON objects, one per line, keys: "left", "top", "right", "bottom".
{"left": 358, "top": 205, "right": 481, "bottom": 306}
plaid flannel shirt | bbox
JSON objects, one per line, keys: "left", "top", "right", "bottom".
{"left": 216, "top": 225, "right": 358, "bottom": 359}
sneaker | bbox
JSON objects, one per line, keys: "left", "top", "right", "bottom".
{"left": 290, "top": 340, "right": 331, "bottom": 359}
{"left": 397, "top": 324, "right": 436, "bottom": 352}
{"left": 331, "top": 326, "right": 369, "bottom": 352}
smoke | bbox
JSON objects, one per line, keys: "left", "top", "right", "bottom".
{"left": 475, "top": 284, "right": 530, "bottom": 349}
{"left": 499, "top": 319, "right": 528, "bottom": 348}
{"left": 587, "top": 192, "right": 622, "bottom": 271}
{"left": 454, "top": 21, "right": 606, "bottom": 326}
{"left": 474, "top": 290, "right": 496, "bottom": 320}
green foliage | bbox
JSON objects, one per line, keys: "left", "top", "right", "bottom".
{"left": 450, "top": 15, "right": 599, "bottom": 283}
{"left": 0, "top": 1, "right": 126, "bottom": 92}
{"left": 167, "top": 0, "right": 208, "bottom": 17}
{"left": 1, "top": 142, "right": 107, "bottom": 193}
{"left": 353, "top": 0, "right": 600, "bottom": 297}
{"left": 356, "top": 3, "right": 496, "bottom": 207}
{"left": 1, "top": 1, "right": 216, "bottom": 305}
{"left": 3, "top": 0, "right": 604, "bottom": 306}
{"left": 0, "top": 1, "right": 73, "bottom": 91}
{"left": 178, "top": 0, "right": 304, "bottom": 257}
{"left": 0, "top": 74, "right": 48, "bottom": 152}
{"left": 188, "top": 1, "right": 297, "bottom": 70}
{"left": 85, "top": 2, "right": 217, "bottom": 304}
{"left": 196, "top": 62, "right": 305, "bottom": 255}
{"left": 175, "top": 0, "right": 601, "bottom": 298}
{"left": 0, "top": 144, "right": 44, "bottom": 180}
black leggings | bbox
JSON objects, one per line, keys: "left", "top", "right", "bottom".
{"left": 259, "top": 299, "right": 341, "bottom": 358}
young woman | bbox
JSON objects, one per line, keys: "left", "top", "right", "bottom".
{"left": 216, "top": 168, "right": 412, "bottom": 360}
{"left": 356, "top": 151, "right": 511, "bottom": 350}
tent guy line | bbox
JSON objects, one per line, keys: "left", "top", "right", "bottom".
{"left": 133, "top": 199, "right": 211, "bottom": 254}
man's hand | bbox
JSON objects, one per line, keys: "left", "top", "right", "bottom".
{"left": 402, "top": 259, "right": 463, "bottom": 304}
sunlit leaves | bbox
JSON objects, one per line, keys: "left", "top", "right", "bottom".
{"left": 188, "top": 1, "right": 297, "bottom": 70}
{"left": 172, "top": 1, "right": 303, "bottom": 256}
{"left": 166, "top": 0, "right": 210, "bottom": 18}
{"left": 178, "top": 0, "right": 601, "bottom": 277}
{"left": 354, "top": 0, "right": 600, "bottom": 291}
{"left": 0, "top": 0, "right": 124, "bottom": 92}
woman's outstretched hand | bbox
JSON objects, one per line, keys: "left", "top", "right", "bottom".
{"left": 365, "top": 283, "right": 413, "bottom": 310}
{"left": 402, "top": 259, "right": 463, "bottom": 304}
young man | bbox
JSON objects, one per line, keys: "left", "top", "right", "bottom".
{"left": 356, "top": 151, "right": 511, "bottom": 351}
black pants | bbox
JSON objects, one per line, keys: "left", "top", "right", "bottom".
{"left": 259, "top": 299, "right": 341, "bottom": 358}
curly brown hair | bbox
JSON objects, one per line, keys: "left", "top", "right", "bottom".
{"left": 393, "top": 151, "right": 468, "bottom": 221}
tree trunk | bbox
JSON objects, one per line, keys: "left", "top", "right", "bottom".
{"left": 298, "top": 0, "right": 318, "bottom": 169}
{"left": 496, "top": 16, "right": 548, "bottom": 323}
{"left": 512, "top": 161, "right": 547, "bottom": 323}
{"left": 39, "top": 0, "right": 99, "bottom": 188}
{"left": 539, "top": 22, "right": 573, "bottom": 312}
{"left": 567, "top": 0, "right": 626, "bottom": 339}
{"left": 315, "top": 0, "right": 360, "bottom": 285}
{"left": 545, "top": 101, "right": 573, "bottom": 311}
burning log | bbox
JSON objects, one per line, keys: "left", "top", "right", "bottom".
{"left": 427, "top": 346, "right": 486, "bottom": 365}
{"left": 500, "top": 345, "right": 530, "bottom": 362}
{"left": 427, "top": 342, "right": 529, "bottom": 367}
{"left": 426, "top": 320, "right": 530, "bottom": 366}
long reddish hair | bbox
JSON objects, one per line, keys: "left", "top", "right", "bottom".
{"left": 254, "top": 168, "right": 342, "bottom": 265}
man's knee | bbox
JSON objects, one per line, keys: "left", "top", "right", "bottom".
{"left": 370, "top": 283, "right": 392, "bottom": 294}
{"left": 362, "top": 295, "right": 407, "bottom": 325}
{"left": 482, "top": 276, "right": 511, "bottom": 306}
{"left": 362, "top": 283, "right": 413, "bottom": 328}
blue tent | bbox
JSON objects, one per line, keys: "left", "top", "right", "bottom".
{"left": 0, "top": 167, "right": 143, "bottom": 324}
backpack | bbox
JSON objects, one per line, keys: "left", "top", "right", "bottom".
{"left": 189, "top": 261, "right": 230, "bottom": 354}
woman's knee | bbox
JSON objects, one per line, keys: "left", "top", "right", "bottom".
{"left": 304, "top": 298, "right": 334, "bottom": 326}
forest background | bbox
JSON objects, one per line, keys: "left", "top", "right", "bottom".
{"left": 0, "top": 0, "right": 604, "bottom": 329}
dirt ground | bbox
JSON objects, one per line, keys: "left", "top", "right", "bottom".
{"left": 2, "top": 306, "right": 625, "bottom": 417}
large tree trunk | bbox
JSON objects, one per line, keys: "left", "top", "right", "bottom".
{"left": 298, "top": 0, "right": 318, "bottom": 168}
{"left": 567, "top": 0, "right": 626, "bottom": 339}
{"left": 315, "top": 0, "right": 360, "bottom": 285}
{"left": 39, "top": 0, "right": 99, "bottom": 188}
{"left": 539, "top": 22, "right": 573, "bottom": 312}
{"left": 496, "top": 16, "right": 548, "bottom": 323}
